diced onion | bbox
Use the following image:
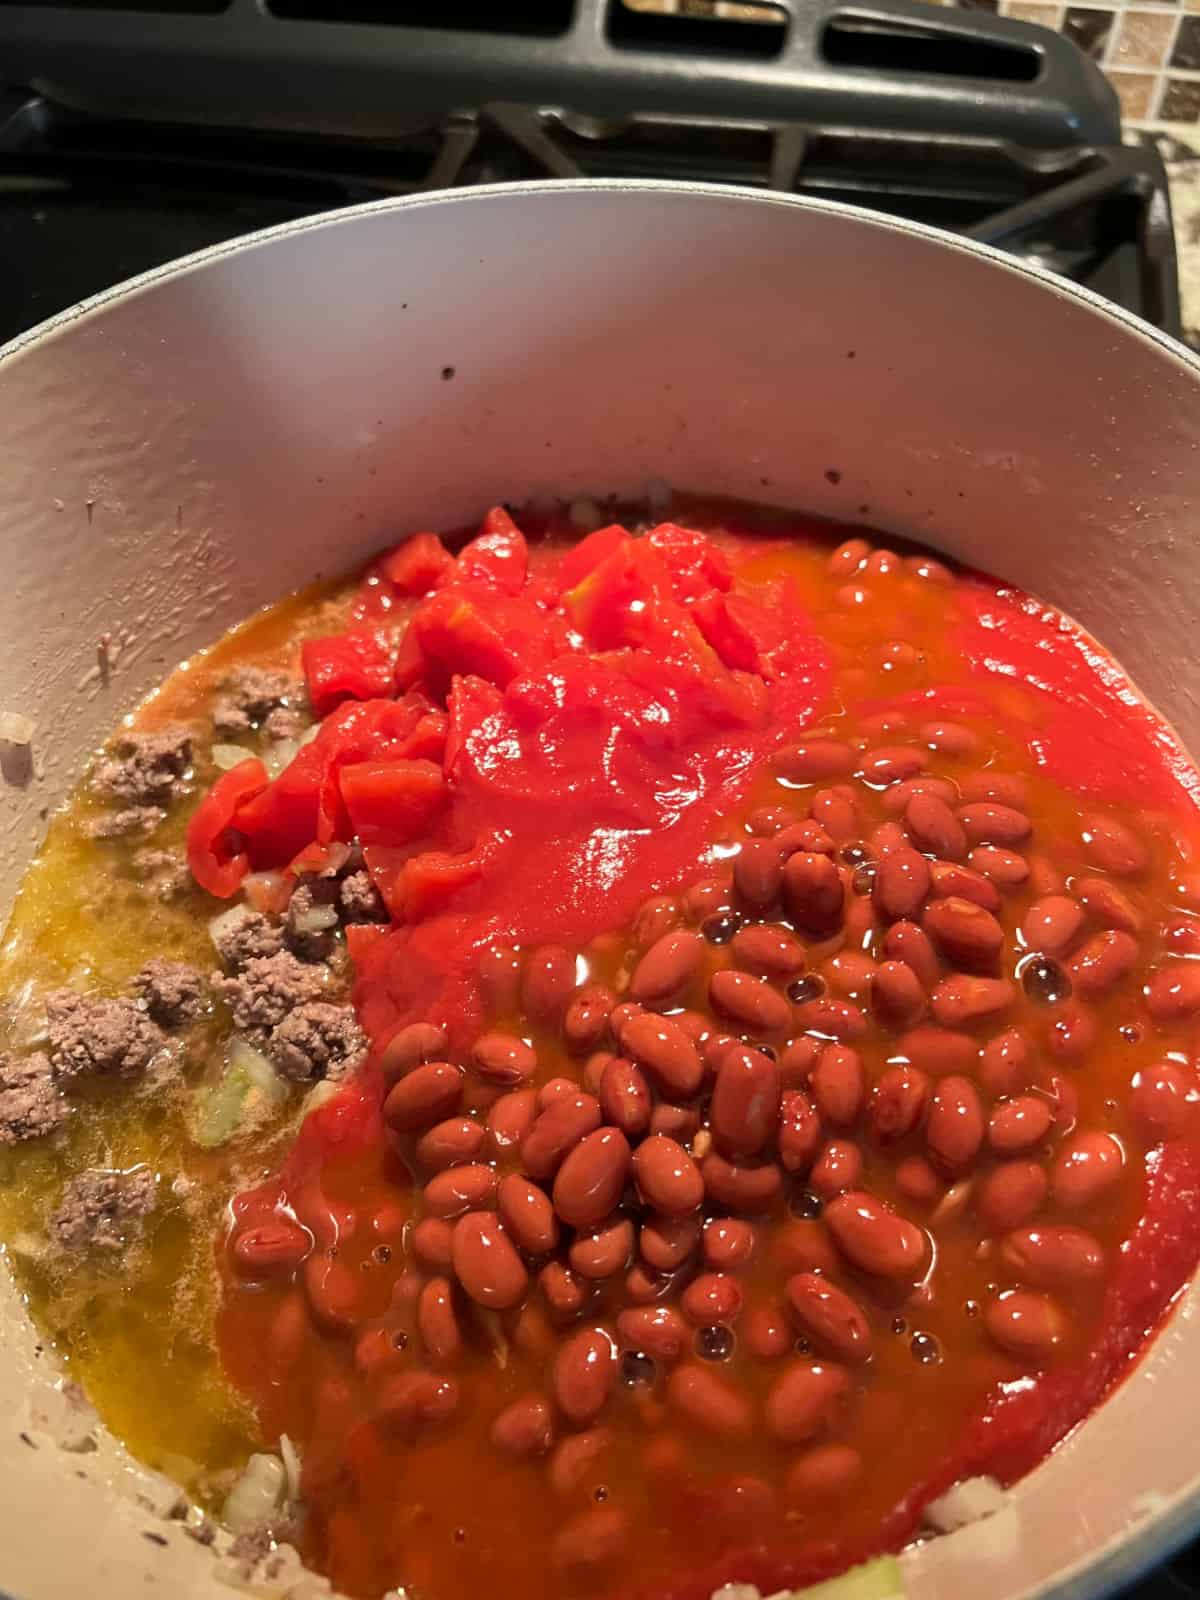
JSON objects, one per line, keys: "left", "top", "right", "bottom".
{"left": 243, "top": 871, "right": 290, "bottom": 917}
{"left": 279, "top": 1433, "right": 302, "bottom": 1504}
{"left": 208, "top": 904, "right": 251, "bottom": 955}
{"left": 302, "top": 1080, "right": 342, "bottom": 1118}
{"left": 925, "top": 1476, "right": 1009, "bottom": 1534}
{"left": 0, "top": 710, "right": 34, "bottom": 745}
{"left": 191, "top": 1041, "right": 289, "bottom": 1150}
{"left": 222, "top": 1452, "right": 286, "bottom": 1533}
{"left": 212, "top": 743, "right": 253, "bottom": 771}
{"left": 291, "top": 901, "right": 339, "bottom": 936}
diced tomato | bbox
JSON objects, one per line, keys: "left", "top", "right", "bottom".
{"left": 412, "top": 592, "right": 522, "bottom": 687}
{"left": 380, "top": 532, "right": 454, "bottom": 596}
{"left": 395, "top": 849, "right": 483, "bottom": 921}
{"left": 646, "top": 521, "right": 734, "bottom": 603}
{"left": 302, "top": 627, "right": 398, "bottom": 718}
{"left": 392, "top": 625, "right": 424, "bottom": 693}
{"left": 235, "top": 742, "right": 324, "bottom": 865}
{"left": 444, "top": 674, "right": 506, "bottom": 775}
{"left": 692, "top": 590, "right": 764, "bottom": 673}
{"left": 563, "top": 540, "right": 671, "bottom": 650}
{"left": 339, "top": 759, "right": 447, "bottom": 848}
{"left": 555, "top": 524, "right": 628, "bottom": 593}
{"left": 454, "top": 506, "right": 528, "bottom": 595}
{"left": 186, "top": 757, "right": 269, "bottom": 897}
{"left": 395, "top": 712, "right": 448, "bottom": 764}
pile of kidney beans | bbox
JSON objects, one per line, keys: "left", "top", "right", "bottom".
{"left": 225, "top": 531, "right": 1200, "bottom": 1590}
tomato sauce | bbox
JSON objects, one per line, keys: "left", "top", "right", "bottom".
{"left": 214, "top": 507, "right": 1200, "bottom": 1600}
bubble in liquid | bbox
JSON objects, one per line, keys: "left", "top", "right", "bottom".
{"left": 696, "top": 1325, "right": 736, "bottom": 1362}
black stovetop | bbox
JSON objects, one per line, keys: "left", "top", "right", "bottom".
{"left": 0, "top": 2, "right": 1190, "bottom": 1595}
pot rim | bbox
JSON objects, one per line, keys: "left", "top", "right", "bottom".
{"left": 1, "top": 176, "right": 1198, "bottom": 1600}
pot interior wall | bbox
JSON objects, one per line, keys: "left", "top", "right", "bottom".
{"left": 0, "top": 183, "right": 1198, "bottom": 1600}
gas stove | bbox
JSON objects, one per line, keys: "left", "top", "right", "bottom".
{"left": 0, "top": 1, "right": 1189, "bottom": 1596}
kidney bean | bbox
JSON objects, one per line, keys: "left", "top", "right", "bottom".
{"left": 384, "top": 1062, "right": 464, "bottom": 1133}
{"left": 380, "top": 1021, "right": 448, "bottom": 1085}
{"left": 1065, "top": 929, "right": 1139, "bottom": 996}
{"left": 975, "top": 1160, "right": 1048, "bottom": 1231}
{"left": 632, "top": 1134, "right": 704, "bottom": 1215}
{"left": 924, "top": 896, "right": 1005, "bottom": 973}
{"left": 932, "top": 975, "right": 1015, "bottom": 1029}
{"left": 1000, "top": 1225, "right": 1105, "bottom": 1292}
{"left": 701, "top": 1152, "right": 783, "bottom": 1213}
{"left": 765, "top": 1360, "right": 849, "bottom": 1443}
{"left": 810, "top": 1139, "right": 864, "bottom": 1199}
{"left": 633, "top": 894, "right": 682, "bottom": 949}
{"left": 625, "top": 1261, "right": 672, "bottom": 1304}
{"left": 1081, "top": 813, "right": 1148, "bottom": 877}
{"left": 732, "top": 837, "right": 784, "bottom": 909}
{"left": 774, "top": 1089, "right": 820, "bottom": 1175}
{"left": 984, "top": 1289, "right": 1067, "bottom": 1361}
{"left": 553, "top": 1128, "right": 631, "bottom": 1229}
{"left": 354, "top": 1324, "right": 405, "bottom": 1383}
{"left": 417, "top": 1276, "right": 462, "bottom": 1367}
{"left": 538, "top": 1078, "right": 577, "bottom": 1110}
{"left": 868, "top": 1065, "right": 930, "bottom": 1142}
{"left": 593, "top": 1056, "right": 649, "bottom": 1141}
{"left": 736, "top": 1298, "right": 789, "bottom": 1361}
{"left": 870, "top": 960, "right": 927, "bottom": 1029}
{"left": 928, "top": 861, "right": 1002, "bottom": 913}
{"left": 497, "top": 1173, "right": 559, "bottom": 1255}
{"left": 375, "top": 1370, "right": 460, "bottom": 1436}
{"left": 613, "top": 1304, "right": 685, "bottom": 1364}
{"left": 580, "top": 1053, "right": 612, "bottom": 1099}
{"left": 775, "top": 738, "right": 856, "bottom": 783}
{"left": 415, "top": 1116, "right": 487, "bottom": 1173}
{"left": 682, "top": 1271, "right": 744, "bottom": 1326}
{"left": 732, "top": 923, "right": 807, "bottom": 979}
{"left": 793, "top": 996, "right": 870, "bottom": 1042}
{"left": 231, "top": 1219, "right": 311, "bottom": 1280}
{"left": 1025, "top": 855, "right": 1065, "bottom": 897}
{"left": 410, "top": 1216, "right": 455, "bottom": 1272}
{"left": 1131, "top": 1061, "right": 1198, "bottom": 1141}
{"left": 303, "top": 1256, "right": 366, "bottom": 1334}
{"left": 522, "top": 944, "right": 577, "bottom": 1023}
{"left": 884, "top": 919, "right": 941, "bottom": 987}
{"left": 895, "top": 1155, "right": 943, "bottom": 1205}
{"left": 650, "top": 1103, "right": 702, "bottom": 1143}
{"left": 957, "top": 802, "right": 1032, "bottom": 848}
{"left": 562, "top": 984, "right": 616, "bottom": 1056}
{"left": 780, "top": 1037, "right": 821, "bottom": 1087}
{"left": 874, "top": 847, "right": 932, "bottom": 922}
{"left": 641, "top": 1213, "right": 701, "bottom": 1271}
{"left": 701, "top": 1217, "right": 756, "bottom": 1271}
{"left": 540, "top": 1260, "right": 589, "bottom": 1321}
{"left": 521, "top": 1093, "right": 602, "bottom": 1179}
{"left": 553, "top": 1326, "right": 617, "bottom": 1424}
{"left": 859, "top": 745, "right": 927, "bottom": 787}
{"left": 783, "top": 851, "right": 846, "bottom": 936}
{"left": 570, "top": 1215, "right": 635, "bottom": 1280}
{"left": 1145, "top": 962, "right": 1200, "bottom": 1025}
{"left": 822, "top": 951, "right": 877, "bottom": 999}
{"left": 1020, "top": 900, "right": 1085, "bottom": 966}
{"left": 485, "top": 1087, "right": 539, "bottom": 1157}
{"left": 512, "top": 1298, "right": 556, "bottom": 1361}
{"left": 882, "top": 776, "right": 959, "bottom": 818}
{"left": 492, "top": 1393, "right": 555, "bottom": 1458}
{"left": 979, "top": 1028, "right": 1032, "bottom": 1099}
{"left": 618, "top": 1011, "right": 704, "bottom": 1098}
{"left": 549, "top": 1425, "right": 614, "bottom": 1497}
{"left": 810, "top": 788, "right": 858, "bottom": 844}
{"left": 960, "top": 771, "right": 1027, "bottom": 808}
{"left": 785, "top": 1443, "right": 864, "bottom": 1503}
{"left": 825, "top": 1191, "right": 928, "bottom": 1278}
{"left": 925, "top": 1075, "right": 984, "bottom": 1172}
{"left": 667, "top": 1364, "right": 753, "bottom": 1437}
{"left": 808, "top": 1044, "right": 865, "bottom": 1129}
{"left": 424, "top": 1163, "right": 497, "bottom": 1220}
{"left": 471, "top": 1032, "right": 536, "bottom": 1088}
{"left": 747, "top": 804, "right": 793, "bottom": 837}
{"left": 452, "top": 1211, "right": 528, "bottom": 1310}
{"left": 867, "top": 822, "right": 908, "bottom": 860}
{"left": 1073, "top": 876, "right": 1142, "bottom": 934}
{"left": 963, "top": 847, "right": 1026, "bottom": 889}
{"left": 895, "top": 1024, "right": 978, "bottom": 1075}
{"left": 988, "top": 1094, "right": 1053, "bottom": 1155}
{"left": 629, "top": 930, "right": 702, "bottom": 1009}
{"left": 904, "top": 791, "right": 967, "bottom": 861}
{"left": 709, "top": 969, "right": 792, "bottom": 1037}
{"left": 917, "top": 719, "right": 978, "bottom": 755}
{"left": 785, "top": 1271, "right": 873, "bottom": 1364}
{"left": 843, "top": 894, "right": 879, "bottom": 952}
{"left": 1044, "top": 1006, "right": 1096, "bottom": 1063}
{"left": 674, "top": 1011, "right": 715, "bottom": 1048}
{"left": 554, "top": 1506, "right": 631, "bottom": 1574}
{"left": 710, "top": 1043, "right": 782, "bottom": 1157}
{"left": 1052, "top": 1131, "right": 1124, "bottom": 1210}
{"left": 682, "top": 877, "right": 733, "bottom": 923}
{"left": 777, "top": 820, "right": 838, "bottom": 861}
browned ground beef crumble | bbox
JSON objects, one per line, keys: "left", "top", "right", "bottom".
{"left": 48, "top": 1167, "right": 157, "bottom": 1254}
{"left": 132, "top": 960, "right": 207, "bottom": 1030}
{"left": 0, "top": 1052, "right": 66, "bottom": 1146}
{"left": 46, "top": 991, "right": 169, "bottom": 1083}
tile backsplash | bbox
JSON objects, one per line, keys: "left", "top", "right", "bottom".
{"left": 624, "top": 0, "right": 1200, "bottom": 127}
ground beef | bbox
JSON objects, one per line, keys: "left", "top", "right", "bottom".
{"left": 261, "top": 705, "right": 307, "bottom": 742}
{"left": 131, "top": 849, "right": 191, "bottom": 901}
{"left": 339, "top": 869, "right": 387, "bottom": 924}
{"left": 132, "top": 960, "right": 206, "bottom": 1029}
{"left": 213, "top": 952, "right": 327, "bottom": 1035}
{"left": 212, "top": 667, "right": 301, "bottom": 736}
{"left": 46, "top": 990, "right": 169, "bottom": 1083}
{"left": 284, "top": 880, "right": 339, "bottom": 962}
{"left": 83, "top": 805, "right": 165, "bottom": 840}
{"left": 267, "top": 1002, "right": 367, "bottom": 1082}
{"left": 91, "top": 727, "right": 193, "bottom": 808}
{"left": 48, "top": 1167, "right": 156, "bottom": 1254}
{"left": 0, "top": 1052, "right": 68, "bottom": 1146}
{"left": 210, "top": 906, "right": 285, "bottom": 970}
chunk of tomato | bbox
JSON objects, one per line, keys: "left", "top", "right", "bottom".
{"left": 380, "top": 532, "right": 454, "bottom": 596}
{"left": 302, "top": 627, "right": 398, "bottom": 718}
{"left": 339, "top": 758, "right": 447, "bottom": 848}
{"left": 186, "top": 757, "right": 269, "bottom": 897}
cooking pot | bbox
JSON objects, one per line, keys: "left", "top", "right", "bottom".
{"left": 1, "top": 179, "right": 1199, "bottom": 1600}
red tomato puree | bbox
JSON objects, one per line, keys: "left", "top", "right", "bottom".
{"left": 209, "top": 507, "right": 1200, "bottom": 1600}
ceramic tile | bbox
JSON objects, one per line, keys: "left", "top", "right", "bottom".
{"left": 1112, "top": 11, "right": 1178, "bottom": 66}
